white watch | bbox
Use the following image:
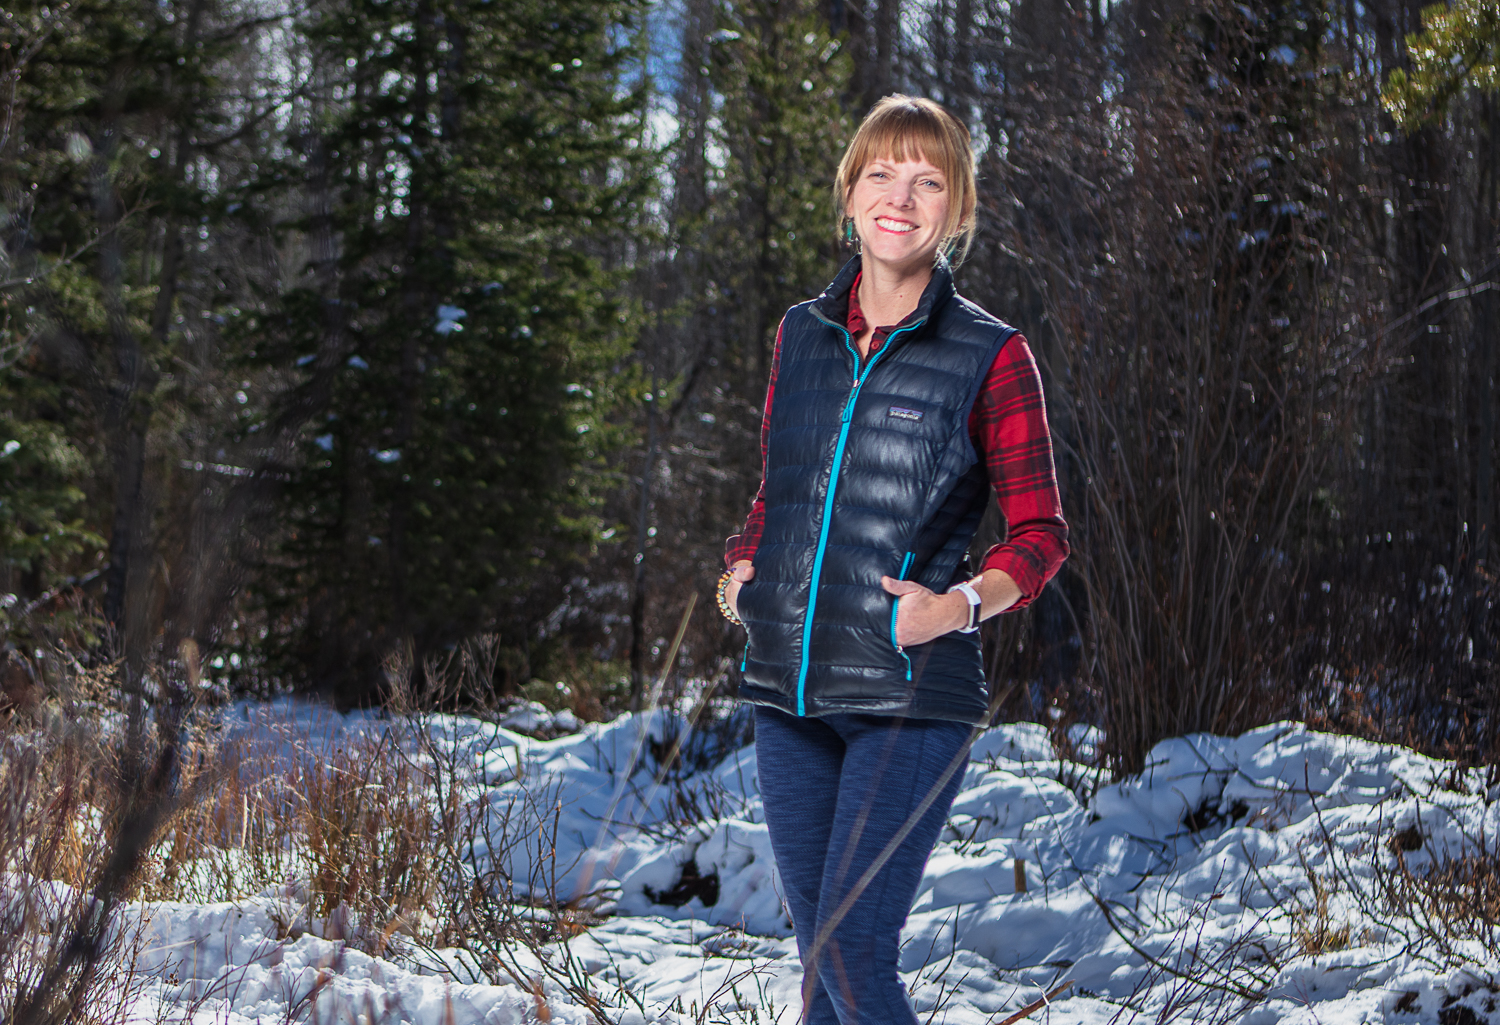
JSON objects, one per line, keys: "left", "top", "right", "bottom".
{"left": 948, "top": 581, "right": 982, "bottom": 633}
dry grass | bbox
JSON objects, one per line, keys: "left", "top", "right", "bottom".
{"left": 0, "top": 627, "right": 761, "bottom": 1023}
{"left": 1289, "top": 875, "right": 1353, "bottom": 958}
{"left": 0, "top": 656, "right": 181, "bottom": 1025}
{"left": 144, "top": 651, "right": 654, "bottom": 1022}
{"left": 0, "top": 644, "right": 626, "bottom": 1023}
{"left": 1383, "top": 838, "right": 1500, "bottom": 953}
{"left": 141, "top": 719, "right": 457, "bottom": 954}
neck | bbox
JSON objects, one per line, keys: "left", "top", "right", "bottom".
{"left": 856, "top": 257, "right": 935, "bottom": 329}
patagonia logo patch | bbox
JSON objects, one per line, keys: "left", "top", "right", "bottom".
{"left": 887, "top": 405, "right": 924, "bottom": 423}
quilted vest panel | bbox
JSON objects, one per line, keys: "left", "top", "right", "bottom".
{"left": 736, "top": 258, "right": 1017, "bottom": 725}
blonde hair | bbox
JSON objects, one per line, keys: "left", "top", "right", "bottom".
{"left": 835, "top": 95, "right": 978, "bottom": 265}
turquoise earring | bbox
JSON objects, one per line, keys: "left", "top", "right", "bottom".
{"left": 844, "top": 218, "right": 860, "bottom": 252}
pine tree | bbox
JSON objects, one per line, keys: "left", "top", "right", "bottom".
{"left": 1383, "top": 0, "right": 1500, "bottom": 128}
{"left": 613, "top": 0, "right": 852, "bottom": 704}
{"left": 253, "top": 0, "right": 649, "bottom": 702}
{"left": 707, "top": 0, "right": 854, "bottom": 378}
{"left": 0, "top": 0, "right": 248, "bottom": 667}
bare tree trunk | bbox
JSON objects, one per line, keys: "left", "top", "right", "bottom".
{"left": 954, "top": 0, "right": 973, "bottom": 100}
{"left": 1476, "top": 95, "right": 1496, "bottom": 565}
{"left": 676, "top": 0, "right": 713, "bottom": 223}
{"left": 629, "top": 374, "right": 660, "bottom": 710}
{"left": 386, "top": 0, "right": 438, "bottom": 699}
{"left": 1470, "top": 94, "right": 1497, "bottom": 665}
{"left": 846, "top": 0, "right": 872, "bottom": 108}
{"left": 95, "top": 66, "right": 158, "bottom": 689}
{"left": 152, "top": 0, "right": 209, "bottom": 661}
{"left": 870, "top": 0, "right": 898, "bottom": 104}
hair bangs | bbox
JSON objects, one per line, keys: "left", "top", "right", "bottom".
{"left": 854, "top": 113, "right": 956, "bottom": 182}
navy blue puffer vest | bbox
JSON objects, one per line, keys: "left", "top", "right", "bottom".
{"left": 736, "top": 256, "right": 1017, "bottom": 725}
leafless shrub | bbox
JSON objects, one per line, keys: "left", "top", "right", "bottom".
{"left": 653, "top": 952, "right": 783, "bottom": 1025}
{"left": 407, "top": 635, "right": 754, "bottom": 1023}
{"left": 1370, "top": 811, "right": 1500, "bottom": 967}
{"left": 0, "top": 659, "right": 185, "bottom": 1025}
{"left": 1082, "top": 857, "right": 1288, "bottom": 1025}
{"left": 990, "top": 0, "right": 1381, "bottom": 774}
{"left": 1389, "top": 848, "right": 1500, "bottom": 946}
{"left": 1295, "top": 548, "right": 1500, "bottom": 766}
{"left": 148, "top": 646, "right": 674, "bottom": 1020}
{"left": 1260, "top": 781, "right": 1500, "bottom": 986}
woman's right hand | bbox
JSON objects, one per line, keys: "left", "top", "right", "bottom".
{"left": 726, "top": 560, "right": 755, "bottom": 620}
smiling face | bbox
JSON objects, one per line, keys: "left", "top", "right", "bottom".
{"left": 845, "top": 155, "right": 953, "bottom": 277}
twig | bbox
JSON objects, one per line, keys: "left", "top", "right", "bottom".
{"left": 1081, "top": 874, "right": 1268, "bottom": 1001}
{"left": 591, "top": 593, "right": 697, "bottom": 844}
{"left": 13, "top": 568, "right": 106, "bottom": 619}
{"left": 994, "top": 980, "right": 1074, "bottom": 1025}
{"left": 0, "top": 196, "right": 157, "bottom": 293}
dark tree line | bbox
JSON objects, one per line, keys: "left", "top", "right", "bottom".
{"left": 1, "top": 0, "right": 1495, "bottom": 768}
{"left": 1, "top": 0, "right": 645, "bottom": 705}
{"left": 611, "top": 0, "right": 1500, "bottom": 769}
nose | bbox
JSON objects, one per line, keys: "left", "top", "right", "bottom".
{"left": 885, "top": 178, "right": 915, "bottom": 208}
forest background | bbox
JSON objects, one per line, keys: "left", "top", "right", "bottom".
{"left": 2, "top": 0, "right": 1497, "bottom": 775}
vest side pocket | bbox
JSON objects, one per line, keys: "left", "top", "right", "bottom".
{"left": 890, "top": 551, "right": 915, "bottom": 682}
{"left": 889, "top": 598, "right": 913, "bottom": 682}
{"left": 735, "top": 577, "right": 766, "bottom": 669}
{"left": 735, "top": 577, "right": 758, "bottom": 625}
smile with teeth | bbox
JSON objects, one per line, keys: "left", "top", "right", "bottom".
{"left": 874, "top": 217, "right": 916, "bottom": 233}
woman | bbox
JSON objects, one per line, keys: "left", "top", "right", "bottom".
{"left": 715, "top": 96, "right": 1069, "bottom": 1025}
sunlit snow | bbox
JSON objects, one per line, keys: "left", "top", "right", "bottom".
{"left": 56, "top": 700, "right": 1500, "bottom": 1024}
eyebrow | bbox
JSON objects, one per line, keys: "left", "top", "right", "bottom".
{"left": 868, "top": 158, "right": 945, "bottom": 176}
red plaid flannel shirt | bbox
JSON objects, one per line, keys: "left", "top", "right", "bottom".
{"left": 724, "top": 276, "right": 1068, "bottom": 610}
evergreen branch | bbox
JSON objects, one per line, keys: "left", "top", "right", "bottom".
{"left": 195, "top": 78, "right": 318, "bottom": 153}
{"left": 0, "top": 196, "right": 155, "bottom": 294}
{"left": 0, "top": 2, "right": 75, "bottom": 155}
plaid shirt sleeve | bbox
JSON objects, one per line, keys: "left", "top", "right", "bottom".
{"left": 724, "top": 318, "right": 783, "bottom": 567}
{"left": 968, "top": 334, "right": 1069, "bottom": 610}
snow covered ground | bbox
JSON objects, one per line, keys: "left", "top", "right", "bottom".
{"left": 60, "top": 700, "right": 1500, "bottom": 1024}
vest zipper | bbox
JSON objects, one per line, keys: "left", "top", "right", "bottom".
{"left": 794, "top": 320, "right": 924, "bottom": 715}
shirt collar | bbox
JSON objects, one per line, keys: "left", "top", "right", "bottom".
{"left": 810, "top": 254, "right": 955, "bottom": 342}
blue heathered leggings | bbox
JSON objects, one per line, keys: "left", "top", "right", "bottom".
{"left": 754, "top": 705, "right": 974, "bottom": 1025}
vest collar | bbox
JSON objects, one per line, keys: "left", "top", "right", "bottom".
{"left": 808, "top": 254, "right": 956, "bottom": 339}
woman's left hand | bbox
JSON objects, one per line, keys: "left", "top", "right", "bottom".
{"left": 881, "top": 576, "right": 968, "bottom": 647}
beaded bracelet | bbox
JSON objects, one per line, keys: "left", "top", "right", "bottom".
{"left": 716, "top": 570, "right": 743, "bottom": 626}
